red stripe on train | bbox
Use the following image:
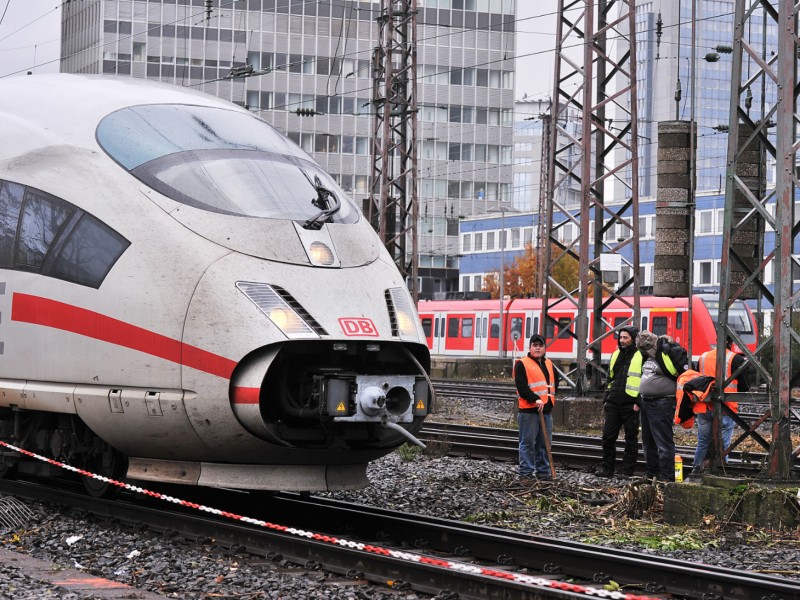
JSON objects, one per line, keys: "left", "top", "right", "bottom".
{"left": 11, "top": 293, "right": 237, "bottom": 380}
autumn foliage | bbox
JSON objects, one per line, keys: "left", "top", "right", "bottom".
{"left": 483, "top": 243, "right": 579, "bottom": 299}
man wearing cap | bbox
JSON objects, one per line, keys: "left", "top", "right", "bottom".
{"left": 636, "top": 330, "right": 689, "bottom": 481}
{"left": 596, "top": 325, "right": 642, "bottom": 478}
{"left": 514, "top": 334, "right": 557, "bottom": 481}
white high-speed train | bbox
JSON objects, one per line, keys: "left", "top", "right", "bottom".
{"left": 0, "top": 74, "right": 431, "bottom": 495}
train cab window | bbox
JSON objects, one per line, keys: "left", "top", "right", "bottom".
{"left": 421, "top": 318, "right": 432, "bottom": 337}
{"left": 0, "top": 179, "right": 129, "bottom": 288}
{"left": 97, "top": 104, "right": 359, "bottom": 226}
{"left": 652, "top": 316, "right": 668, "bottom": 336}
{"left": 462, "top": 318, "right": 473, "bottom": 338}
{"left": 489, "top": 317, "right": 499, "bottom": 338}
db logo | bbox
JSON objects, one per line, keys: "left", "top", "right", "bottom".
{"left": 339, "top": 317, "right": 379, "bottom": 337}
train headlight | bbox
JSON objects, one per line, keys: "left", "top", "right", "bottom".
{"left": 309, "top": 242, "right": 335, "bottom": 266}
{"left": 236, "top": 282, "right": 322, "bottom": 338}
{"left": 388, "top": 287, "right": 420, "bottom": 340}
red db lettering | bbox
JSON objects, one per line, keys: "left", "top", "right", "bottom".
{"left": 339, "top": 318, "right": 380, "bottom": 337}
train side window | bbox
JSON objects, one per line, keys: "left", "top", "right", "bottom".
{"left": 483, "top": 317, "right": 487, "bottom": 338}
{"left": 533, "top": 317, "right": 539, "bottom": 336}
{"left": 525, "top": 317, "right": 531, "bottom": 338}
{"left": 15, "top": 188, "right": 74, "bottom": 271}
{"left": 652, "top": 316, "right": 668, "bottom": 336}
{"left": 447, "top": 317, "right": 460, "bottom": 338}
{"left": 462, "top": 317, "right": 473, "bottom": 338}
{"left": 477, "top": 317, "right": 483, "bottom": 338}
{"left": 489, "top": 317, "right": 499, "bottom": 338}
{"left": 676, "top": 312, "right": 683, "bottom": 329}
{"left": 510, "top": 317, "right": 522, "bottom": 340}
{"left": 544, "top": 318, "right": 555, "bottom": 339}
{"left": 0, "top": 180, "right": 25, "bottom": 268}
{"left": 434, "top": 318, "right": 440, "bottom": 338}
{"left": 614, "top": 316, "right": 627, "bottom": 338}
{"left": 49, "top": 214, "right": 130, "bottom": 288}
{"left": 558, "top": 317, "right": 571, "bottom": 339}
{"left": 421, "top": 318, "right": 432, "bottom": 337}
{"left": 641, "top": 316, "right": 648, "bottom": 331}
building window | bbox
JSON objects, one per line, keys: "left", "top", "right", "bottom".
{"left": 462, "top": 233, "right": 472, "bottom": 253}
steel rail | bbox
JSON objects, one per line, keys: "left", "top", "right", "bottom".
{"left": 1, "top": 475, "right": 798, "bottom": 600}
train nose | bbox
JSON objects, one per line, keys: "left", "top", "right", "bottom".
{"left": 228, "top": 342, "right": 430, "bottom": 451}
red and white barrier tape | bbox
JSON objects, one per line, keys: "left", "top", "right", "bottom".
{"left": 0, "top": 440, "right": 653, "bottom": 599}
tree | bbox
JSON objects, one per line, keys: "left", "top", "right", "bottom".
{"left": 484, "top": 243, "right": 579, "bottom": 299}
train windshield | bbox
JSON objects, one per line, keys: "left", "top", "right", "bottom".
{"left": 701, "top": 298, "right": 755, "bottom": 336}
{"left": 96, "top": 104, "right": 359, "bottom": 224}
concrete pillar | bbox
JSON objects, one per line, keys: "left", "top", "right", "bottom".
{"left": 654, "top": 120, "right": 695, "bottom": 297}
{"left": 730, "top": 122, "right": 765, "bottom": 299}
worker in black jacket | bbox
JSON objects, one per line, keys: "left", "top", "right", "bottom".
{"left": 596, "top": 326, "right": 642, "bottom": 478}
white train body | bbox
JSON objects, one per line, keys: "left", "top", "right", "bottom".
{"left": 0, "top": 74, "right": 430, "bottom": 492}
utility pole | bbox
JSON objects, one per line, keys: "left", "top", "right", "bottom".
{"left": 545, "top": 0, "right": 641, "bottom": 393}
{"left": 368, "top": 0, "right": 419, "bottom": 301}
{"left": 720, "top": 0, "right": 794, "bottom": 480}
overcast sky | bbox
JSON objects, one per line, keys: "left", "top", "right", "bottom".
{"left": 0, "top": 2, "right": 556, "bottom": 96}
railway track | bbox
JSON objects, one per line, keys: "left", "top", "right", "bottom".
{"left": 1, "top": 477, "right": 797, "bottom": 600}
{"left": 419, "top": 422, "right": 796, "bottom": 477}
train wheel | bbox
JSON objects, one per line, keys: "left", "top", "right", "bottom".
{"left": 82, "top": 445, "right": 127, "bottom": 498}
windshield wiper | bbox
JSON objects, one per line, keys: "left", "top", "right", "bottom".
{"left": 303, "top": 175, "right": 341, "bottom": 230}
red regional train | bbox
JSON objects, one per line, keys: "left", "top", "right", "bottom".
{"left": 418, "top": 294, "right": 757, "bottom": 364}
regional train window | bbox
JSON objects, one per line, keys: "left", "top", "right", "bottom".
{"left": 482, "top": 317, "right": 487, "bottom": 338}
{"left": 525, "top": 317, "right": 531, "bottom": 339}
{"left": 462, "top": 318, "right": 473, "bottom": 338}
{"left": 558, "top": 317, "right": 572, "bottom": 339}
{"left": 0, "top": 179, "right": 129, "bottom": 288}
{"left": 489, "top": 317, "right": 499, "bottom": 338}
{"left": 545, "top": 318, "right": 555, "bottom": 339}
{"left": 652, "top": 316, "right": 668, "bottom": 336}
{"left": 510, "top": 317, "right": 522, "bottom": 341}
{"left": 421, "top": 318, "right": 432, "bottom": 338}
{"left": 434, "top": 318, "right": 440, "bottom": 338}
{"left": 676, "top": 312, "right": 683, "bottom": 330}
{"left": 447, "top": 318, "right": 460, "bottom": 338}
{"left": 97, "top": 104, "right": 360, "bottom": 225}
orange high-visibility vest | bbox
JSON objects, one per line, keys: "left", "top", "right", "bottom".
{"left": 697, "top": 349, "right": 738, "bottom": 414}
{"left": 516, "top": 356, "right": 555, "bottom": 410}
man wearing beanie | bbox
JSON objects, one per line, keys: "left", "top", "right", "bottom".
{"left": 596, "top": 325, "right": 642, "bottom": 478}
{"left": 514, "top": 334, "right": 558, "bottom": 481}
{"left": 636, "top": 330, "right": 689, "bottom": 481}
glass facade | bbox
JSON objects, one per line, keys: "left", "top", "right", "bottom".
{"left": 61, "top": 0, "right": 517, "bottom": 299}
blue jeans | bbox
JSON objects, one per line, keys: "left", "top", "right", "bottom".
{"left": 518, "top": 411, "right": 553, "bottom": 477}
{"left": 640, "top": 396, "right": 676, "bottom": 481}
{"left": 694, "top": 412, "right": 734, "bottom": 466}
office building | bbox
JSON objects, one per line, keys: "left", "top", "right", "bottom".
{"left": 61, "top": 0, "right": 518, "bottom": 299}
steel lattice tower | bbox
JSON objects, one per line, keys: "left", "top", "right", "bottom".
{"left": 719, "top": 0, "right": 795, "bottom": 479}
{"left": 545, "top": 0, "right": 641, "bottom": 393}
{"left": 368, "top": 0, "right": 420, "bottom": 301}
